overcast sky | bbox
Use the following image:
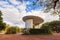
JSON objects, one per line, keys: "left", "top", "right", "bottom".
{"left": 0, "top": 0, "right": 59, "bottom": 28}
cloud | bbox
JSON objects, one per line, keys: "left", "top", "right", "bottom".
{"left": 0, "top": 0, "right": 29, "bottom": 28}
{"left": 0, "top": 0, "right": 59, "bottom": 28}
{"left": 0, "top": 8, "right": 19, "bottom": 22}
{"left": 9, "top": 0, "right": 21, "bottom": 5}
{"left": 26, "top": 10, "right": 59, "bottom": 22}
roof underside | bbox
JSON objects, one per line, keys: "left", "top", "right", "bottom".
{"left": 23, "top": 16, "right": 44, "bottom": 25}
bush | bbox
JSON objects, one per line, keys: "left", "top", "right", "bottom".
{"left": 5, "top": 27, "right": 20, "bottom": 34}
{"left": 41, "top": 21, "right": 60, "bottom": 33}
{"left": 29, "top": 29, "right": 52, "bottom": 35}
{"left": 23, "top": 28, "right": 52, "bottom": 35}
{"left": 49, "top": 21, "right": 60, "bottom": 33}
{"left": 23, "top": 28, "right": 30, "bottom": 35}
{"left": 40, "top": 22, "right": 52, "bottom": 34}
{"left": 20, "top": 28, "right": 24, "bottom": 33}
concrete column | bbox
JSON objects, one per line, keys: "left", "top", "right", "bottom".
{"left": 25, "top": 19, "right": 33, "bottom": 28}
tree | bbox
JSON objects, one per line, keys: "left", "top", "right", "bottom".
{"left": 32, "top": 0, "right": 60, "bottom": 20}
{"left": 33, "top": 0, "right": 60, "bottom": 12}
{"left": 41, "top": 22, "right": 52, "bottom": 33}
{"left": 45, "top": 0, "right": 60, "bottom": 20}
{"left": 0, "top": 11, "right": 6, "bottom": 31}
{"left": 5, "top": 27, "right": 20, "bottom": 34}
{"left": 41, "top": 21, "right": 60, "bottom": 33}
{"left": 49, "top": 21, "right": 60, "bottom": 33}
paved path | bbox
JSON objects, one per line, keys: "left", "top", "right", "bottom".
{"left": 0, "top": 33, "right": 60, "bottom": 40}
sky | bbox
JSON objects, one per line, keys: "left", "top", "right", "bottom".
{"left": 0, "top": 0, "right": 59, "bottom": 28}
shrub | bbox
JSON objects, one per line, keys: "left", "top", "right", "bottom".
{"left": 49, "top": 21, "right": 60, "bottom": 33}
{"left": 20, "top": 28, "right": 24, "bottom": 33}
{"left": 5, "top": 27, "right": 20, "bottom": 34}
{"left": 23, "top": 28, "right": 30, "bottom": 35}
{"left": 40, "top": 22, "right": 52, "bottom": 34}
{"left": 23, "top": 28, "right": 52, "bottom": 35}
{"left": 29, "top": 29, "right": 52, "bottom": 35}
{"left": 41, "top": 21, "right": 60, "bottom": 33}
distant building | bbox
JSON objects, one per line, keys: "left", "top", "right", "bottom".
{"left": 23, "top": 15, "right": 44, "bottom": 29}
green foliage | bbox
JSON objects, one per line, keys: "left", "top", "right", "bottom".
{"left": 5, "top": 27, "right": 20, "bottom": 34}
{"left": 0, "top": 11, "right": 2, "bottom": 16}
{"left": 41, "top": 22, "right": 51, "bottom": 29}
{"left": 41, "top": 22, "right": 52, "bottom": 34}
{"left": 41, "top": 21, "right": 60, "bottom": 33}
{"left": 29, "top": 29, "right": 52, "bottom": 35}
{"left": 15, "top": 27, "right": 20, "bottom": 32}
{"left": 0, "top": 23, "right": 6, "bottom": 30}
{"left": 49, "top": 21, "right": 60, "bottom": 33}
{"left": 23, "top": 29, "right": 52, "bottom": 35}
{"left": 0, "top": 11, "right": 6, "bottom": 31}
